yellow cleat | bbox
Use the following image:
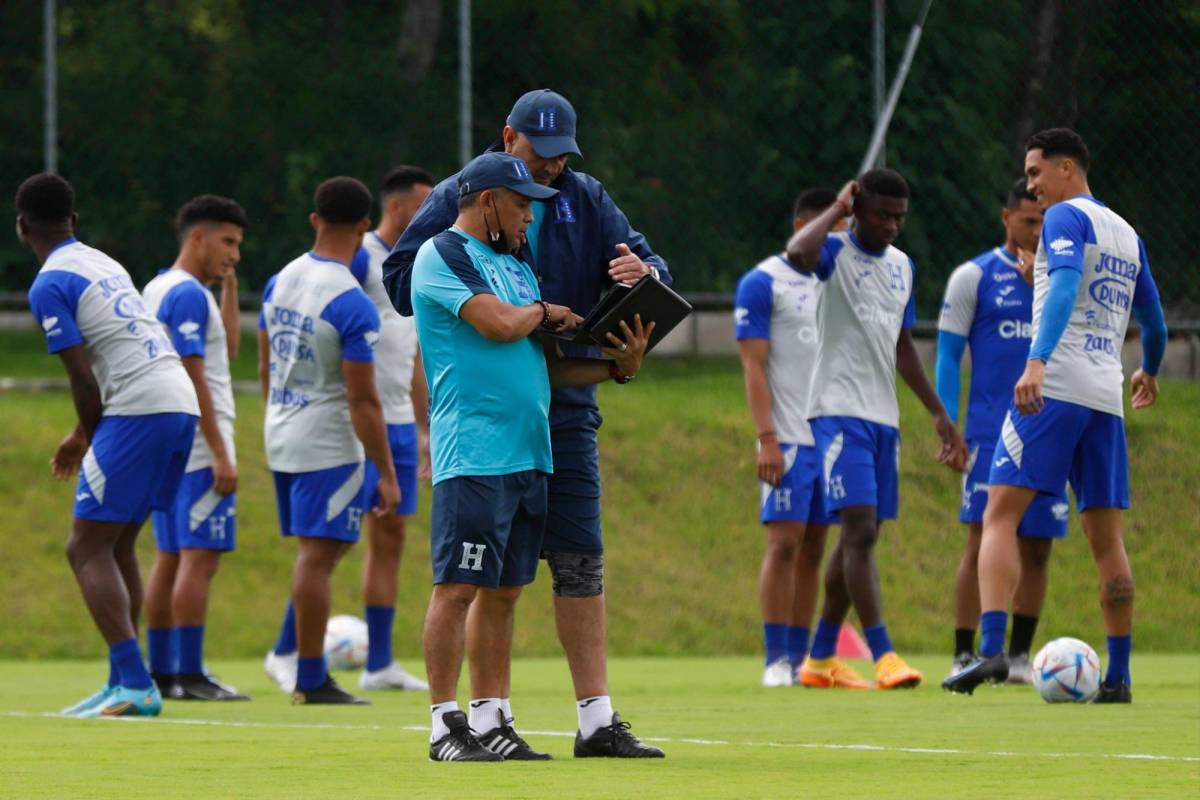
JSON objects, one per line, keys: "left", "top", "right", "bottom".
{"left": 875, "top": 652, "right": 923, "bottom": 689}
{"left": 799, "top": 656, "right": 872, "bottom": 689}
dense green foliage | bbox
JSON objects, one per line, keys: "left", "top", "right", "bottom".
{"left": 1, "top": 1, "right": 1197, "bottom": 315}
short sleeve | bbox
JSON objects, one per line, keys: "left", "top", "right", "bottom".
{"left": 158, "top": 281, "right": 210, "bottom": 358}
{"left": 1041, "top": 204, "right": 1091, "bottom": 274}
{"left": 28, "top": 271, "right": 90, "bottom": 353}
{"left": 1132, "top": 238, "right": 1161, "bottom": 310}
{"left": 733, "top": 269, "right": 773, "bottom": 340}
{"left": 257, "top": 274, "right": 278, "bottom": 330}
{"left": 902, "top": 259, "right": 917, "bottom": 330}
{"left": 814, "top": 235, "right": 845, "bottom": 281}
{"left": 414, "top": 235, "right": 494, "bottom": 318}
{"left": 937, "top": 261, "right": 981, "bottom": 337}
{"left": 349, "top": 247, "right": 369, "bottom": 287}
{"left": 322, "top": 288, "right": 381, "bottom": 363}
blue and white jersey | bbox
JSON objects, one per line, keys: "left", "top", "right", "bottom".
{"left": 734, "top": 253, "right": 823, "bottom": 445}
{"left": 27, "top": 239, "right": 198, "bottom": 417}
{"left": 806, "top": 232, "right": 917, "bottom": 428}
{"left": 937, "top": 247, "right": 1032, "bottom": 443}
{"left": 1032, "top": 196, "right": 1159, "bottom": 417}
{"left": 360, "top": 232, "right": 419, "bottom": 426}
{"left": 259, "top": 252, "right": 381, "bottom": 472}
{"left": 143, "top": 268, "right": 236, "bottom": 471}
{"left": 412, "top": 227, "right": 552, "bottom": 484}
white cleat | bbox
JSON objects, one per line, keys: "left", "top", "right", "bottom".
{"left": 1006, "top": 654, "right": 1034, "bottom": 685}
{"left": 264, "top": 650, "right": 298, "bottom": 693}
{"left": 762, "top": 657, "right": 794, "bottom": 688}
{"left": 359, "top": 661, "right": 429, "bottom": 691}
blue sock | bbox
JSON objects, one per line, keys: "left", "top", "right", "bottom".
{"left": 110, "top": 638, "right": 153, "bottom": 690}
{"left": 274, "top": 601, "right": 297, "bottom": 656}
{"left": 864, "top": 623, "right": 894, "bottom": 662}
{"left": 979, "top": 610, "right": 1008, "bottom": 657}
{"left": 297, "top": 656, "right": 327, "bottom": 691}
{"left": 178, "top": 625, "right": 205, "bottom": 674}
{"left": 810, "top": 618, "right": 840, "bottom": 660}
{"left": 1105, "top": 635, "right": 1132, "bottom": 686}
{"left": 763, "top": 623, "right": 788, "bottom": 665}
{"left": 147, "top": 627, "right": 175, "bottom": 675}
{"left": 365, "top": 606, "right": 396, "bottom": 673}
{"left": 107, "top": 653, "right": 119, "bottom": 688}
{"left": 786, "top": 626, "right": 811, "bottom": 668}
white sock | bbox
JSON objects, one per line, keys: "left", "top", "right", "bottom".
{"left": 500, "top": 697, "right": 513, "bottom": 722}
{"left": 430, "top": 701, "right": 459, "bottom": 741}
{"left": 577, "top": 695, "right": 614, "bottom": 738}
{"left": 468, "top": 697, "right": 503, "bottom": 736}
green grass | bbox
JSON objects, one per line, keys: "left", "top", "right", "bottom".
{"left": 2, "top": 358, "right": 1199, "bottom": 659}
{"left": 1, "top": 656, "right": 1197, "bottom": 798}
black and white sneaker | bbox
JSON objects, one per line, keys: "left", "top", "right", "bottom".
{"left": 429, "top": 711, "right": 504, "bottom": 762}
{"left": 291, "top": 676, "right": 369, "bottom": 705}
{"left": 574, "top": 713, "right": 665, "bottom": 758}
{"left": 1094, "top": 681, "right": 1132, "bottom": 704}
{"left": 175, "top": 672, "right": 250, "bottom": 701}
{"left": 941, "top": 653, "right": 1009, "bottom": 695}
{"left": 151, "top": 672, "right": 183, "bottom": 699}
{"left": 478, "top": 718, "right": 553, "bottom": 760}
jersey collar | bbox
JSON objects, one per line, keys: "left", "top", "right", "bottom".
{"left": 46, "top": 236, "right": 79, "bottom": 258}
{"left": 847, "top": 231, "right": 886, "bottom": 258}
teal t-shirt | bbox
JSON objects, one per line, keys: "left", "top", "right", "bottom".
{"left": 411, "top": 227, "right": 552, "bottom": 483}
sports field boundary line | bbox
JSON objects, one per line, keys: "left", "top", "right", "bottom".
{"left": 6, "top": 711, "right": 1197, "bottom": 764}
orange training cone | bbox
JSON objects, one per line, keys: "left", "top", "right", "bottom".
{"left": 836, "top": 625, "right": 873, "bottom": 660}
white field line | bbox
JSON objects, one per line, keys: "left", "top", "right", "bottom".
{"left": 5, "top": 711, "right": 1198, "bottom": 764}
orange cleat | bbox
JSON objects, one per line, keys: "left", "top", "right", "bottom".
{"left": 798, "top": 656, "right": 872, "bottom": 689}
{"left": 875, "top": 652, "right": 923, "bottom": 689}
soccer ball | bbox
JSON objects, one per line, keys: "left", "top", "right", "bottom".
{"left": 1032, "top": 637, "right": 1101, "bottom": 703}
{"left": 323, "top": 614, "right": 369, "bottom": 670}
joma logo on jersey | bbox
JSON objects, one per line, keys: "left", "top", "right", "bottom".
{"left": 270, "top": 306, "right": 315, "bottom": 333}
{"left": 734, "top": 307, "right": 750, "bottom": 326}
{"left": 1049, "top": 237, "right": 1075, "bottom": 256}
{"left": 998, "top": 319, "right": 1031, "bottom": 339}
{"left": 1089, "top": 277, "right": 1131, "bottom": 313}
{"left": 1095, "top": 253, "right": 1137, "bottom": 280}
{"left": 97, "top": 275, "right": 133, "bottom": 299}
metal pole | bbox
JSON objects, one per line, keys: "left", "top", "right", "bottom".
{"left": 44, "top": 0, "right": 57, "bottom": 174}
{"left": 458, "top": 0, "right": 472, "bottom": 167}
{"left": 872, "top": 0, "right": 885, "bottom": 168}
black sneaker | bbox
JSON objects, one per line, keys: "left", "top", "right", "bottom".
{"left": 151, "top": 672, "right": 183, "bottom": 700}
{"left": 291, "top": 676, "right": 369, "bottom": 705}
{"left": 429, "top": 711, "right": 504, "bottom": 762}
{"left": 175, "top": 672, "right": 250, "bottom": 701}
{"left": 941, "top": 653, "right": 1009, "bottom": 695}
{"left": 574, "top": 713, "right": 665, "bottom": 758}
{"left": 1094, "top": 681, "right": 1132, "bottom": 704}
{"left": 478, "top": 718, "right": 553, "bottom": 760}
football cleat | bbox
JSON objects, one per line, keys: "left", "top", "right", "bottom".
{"left": 1006, "top": 653, "right": 1034, "bottom": 685}
{"left": 942, "top": 653, "right": 1009, "bottom": 695}
{"left": 78, "top": 685, "right": 162, "bottom": 718}
{"left": 799, "top": 656, "right": 871, "bottom": 689}
{"left": 762, "top": 657, "right": 794, "bottom": 688}
{"left": 1093, "top": 681, "right": 1132, "bottom": 704}
{"left": 429, "top": 710, "right": 504, "bottom": 762}
{"left": 875, "top": 652, "right": 923, "bottom": 689}
{"left": 574, "top": 713, "right": 665, "bottom": 758}
{"left": 359, "top": 661, "right": 429, "bottom": 692}
{"left": 291, "top": 676, "right": 369, "bottom": 705}
{"left": 264, "top": 650, "right": 297, "bottom": 693}
{"left": 174, "top": 673, "right": 250, "bottom": 701}
{"left": 477, "top": 719, "right": 553, "bottom": 760}
{"left": 948, "top": 651, "right": 975, "bottom": 678}
{"left": 61, "top": 686, "right": 115, "bottom": 716}
{"left": 151, "top": 672, "right": 182, "bottom": 699}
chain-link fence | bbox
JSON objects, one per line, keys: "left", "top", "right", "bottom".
{"left": 1, "top": 0, "right": 1196, "bottom": 321}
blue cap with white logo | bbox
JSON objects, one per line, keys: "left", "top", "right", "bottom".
{"left": 506, "top": 89, "right": 582, "bottom": 159}
{"left": 457, "top": 152, "right": 559, "bottom": 200}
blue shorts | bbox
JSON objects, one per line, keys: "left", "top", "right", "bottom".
{"left": 431, "top": 471, "right": 547, "bottom": 588}
{"left": 961, "top": 441, "right": 1069, "bottom": 538}
{"left": 272, "top": 462, "right": 370, "bottom": 542}
{"left": 151, "top": 468, "right": 237, "bottom": 552}
{"left": 364, "top": 424, "right": 419, "bottom": 516}
{"left": 990, "top": 398, "right": 1129, "bottom": 512}
{"left": 544, "top": 418, "right": 602, "bottom": 555}
{"left": 75, "top": 413, "right": 197, "bottom": 524}
{"left": 761, "top": 443, "right": 837, "bottom": 525}
{"left": 811, "top": 416, "right": 900, "bottom": 520}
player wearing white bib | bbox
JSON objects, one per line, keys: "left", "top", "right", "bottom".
{"left": 257, "top": 177, "right": 400, "bottom": 705}
{"left": 141, "top": 195, "right": 248, "bottom": 701}
{"left": 18, "top": 174, "right": 199, "bottom": 718}
{"left": 786, "top": 169, "right": 967, "bottom": 691}
{"left": 944, "top": 129, "right": 1167, "bottom": 703}
{"left": 736, "top": 188, "right": 845, "bottom": 688}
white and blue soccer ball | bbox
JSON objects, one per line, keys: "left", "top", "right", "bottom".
{"left": 1032, "top": 637, "right": 1101, "bottom": 703}
{"left": 323, "top": 614, "right": 369, "bottom": 671}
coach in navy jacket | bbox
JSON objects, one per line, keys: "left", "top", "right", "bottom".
{"left": 383, "top": 89, "right": 670, "bottom": 757}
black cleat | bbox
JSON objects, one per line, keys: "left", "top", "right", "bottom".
{"left": 1094, "top": 681, "right": 1132, "bottom": 704}
{"left": 574, "top": 713, "right": 665, "bottom": 758}
{"left": 291, "top": 676, "right": 369, "bottom": 705}
{"left": 941, "top": 653, "right": 1009, "bottom": 695}
{"left": 175, "top": 672, "right": 250, "bottom": 701}
{"left": 429, "top": 711, "right": 504, "bottom": 762}
{"left": 152, "top": 672, "right": 183, "bottom": 700}
{"left": 478, "top": 719, "right": 553, "bottom": 760}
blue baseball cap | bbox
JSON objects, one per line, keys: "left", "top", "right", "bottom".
{"left": 457, "top": 152, "right": 559, "bottom": 200}
{"left": 506, "top": 89, "right": 582, "bottom": 159}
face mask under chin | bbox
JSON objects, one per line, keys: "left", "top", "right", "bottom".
{"left": 486, "top": 198, "right": 517, "bottom": 254}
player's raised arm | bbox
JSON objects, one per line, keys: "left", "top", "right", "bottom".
{"left": 785, "top": 181, "right": 856, "bottom": 269}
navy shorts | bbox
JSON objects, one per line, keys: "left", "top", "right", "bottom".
{"left": 760, "top": 443, "right": 837, "bottom": 525}
{"left": 430, "top": 471, "right": 547, "bottom": 588}
{"left": 364, "top": 423, "right": 419, "bottom": 516}
{"left": 544, "top": 418, "right": 603, "bottom": 555}
{"left": 811, "top": 416, "right": 901, "bottom": 520}
{"left": 272, "top": 462, "right": 370, "bottom": 542}
{"left": 961, "top": 440, "right": 1069, "bottom": 538}
{"left": 152, "top": 467, "right": 237, "bottom": 552}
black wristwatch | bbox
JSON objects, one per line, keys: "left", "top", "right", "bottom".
{"left": 608, "top": 362, "right": 634, "bottom": 384}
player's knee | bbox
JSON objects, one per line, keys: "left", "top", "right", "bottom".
{"left": 764, "top": 536, "right": 799, "bottom": 564}
{"left": 546, "top": 550, "right": 604, "bottom": 598}
{"left": 1019, "top": 538, "right": 1052, "bottom": 569}
{"left": 840, "top": 521, "right": 878, "bottom": 552}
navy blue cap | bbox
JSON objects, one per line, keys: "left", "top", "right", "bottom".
{"left": 457, "top": 152, "right": 559, "bottom": 200}
{"left": 506, "top": 89, "right": 582, "bottom": 159}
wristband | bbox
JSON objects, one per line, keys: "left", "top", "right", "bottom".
{"left": 536, "top": 300, "right": 552, "bottom": 328}
{"left": 608, "top": 361, "right": 634, "bottom": 384}
{"left": 757, "top": 431, "right": 777, "bottom": 441}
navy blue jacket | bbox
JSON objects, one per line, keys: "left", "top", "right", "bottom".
{"left": 383, "top": 153, "right": 670, "bottom": 422}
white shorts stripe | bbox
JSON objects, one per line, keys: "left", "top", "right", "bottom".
{"left": 82, "top": 448, "right": 107, "bottom": 504}
{"left": 325, "top": 462, "right": 365, "bottom": 522}
{"left": 188, "top": 488, "right": 224, "bottom": 531}
{"left": 1001, "top": 413, "right": 1024, "bottom": 470}
{"left": 822, "top": 432, "right": 844, "bottom": 486}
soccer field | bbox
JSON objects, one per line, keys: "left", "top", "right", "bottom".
{"left": 2, "top": 656, "right": 1196, "bottom": 799}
